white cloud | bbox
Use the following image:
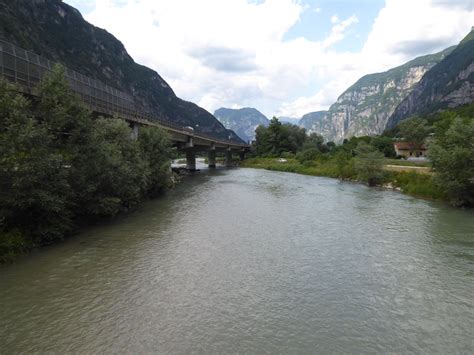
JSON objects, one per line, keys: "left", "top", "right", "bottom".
{"left": 322, "top": 15, "right": 359, "bottom": 49}
{"left": 69, "top": 0, "right": 473, "bottom": 119}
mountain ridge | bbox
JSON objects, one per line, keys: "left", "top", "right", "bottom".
{"left": 0, "top": 0, "right": 244, "bottom": 142}
{"left": 300, "top": 46, "right": 454, "bottom": 142}
{"left": 214, "top": 107, "right": 269, "bottom": 142}
{"left": 387, "top": 29, "right": 474, "bottom": 128}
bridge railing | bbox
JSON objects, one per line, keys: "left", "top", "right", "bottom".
{"left": 0, "top": 39, "right": 248, "bottom": 148}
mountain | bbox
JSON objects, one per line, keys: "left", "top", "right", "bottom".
{"left": 214, "top": 107, "right": 269, "bottom": 142}
{"left": 278, "top": 116, "right": 300, "bottom": 125}
{"left": 298, "top": 111, "right": 329, "bottom": 135}
{"left": 0, "top": 0, "right": 243, "bottom": 142}
{"left": 387, "top": 29, "right": 474, "bottom": 128}
{"left": 302, "top": 46, "right": 454, "bottom": 143}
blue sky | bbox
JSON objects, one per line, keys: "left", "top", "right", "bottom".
{"left": 64, "top": 0, "right": 472, "bottom": 118}
{"left": 283, "top": 0, "right": 384, "bottom": 51}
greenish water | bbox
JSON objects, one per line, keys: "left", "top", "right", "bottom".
{"left": 1, "top": 167, "right": 473, "bottom": 353}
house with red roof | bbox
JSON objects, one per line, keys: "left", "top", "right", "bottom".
{"left": 393, "top": 142, "right": 427, "bottom": 159}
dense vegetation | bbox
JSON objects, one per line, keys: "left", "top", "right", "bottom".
{"left": 247, "top": 109, "right": 473, "bottom": 206}
{"left": 0, "top": 67, "right": 173, "bottom": 263}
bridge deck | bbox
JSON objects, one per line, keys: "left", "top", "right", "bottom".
{"left": 0, "top": 39, "right": 248, "bottom": 149}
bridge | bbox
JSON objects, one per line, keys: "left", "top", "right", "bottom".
{"left": 0, "top": 39, "right": 249, "bottom": 170}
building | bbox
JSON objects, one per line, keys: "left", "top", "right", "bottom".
{"left": 393, "top": 142, "right": 427, "bottom": 158}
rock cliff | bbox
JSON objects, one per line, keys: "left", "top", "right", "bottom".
{"left": 387, "top": 29, "right": 474, "bottom": 128}
{"left": 214, "top": 107, "right": 269, "bottom": 142}
{"left": 300, "top": 47, "right": 454, "bottom": 142}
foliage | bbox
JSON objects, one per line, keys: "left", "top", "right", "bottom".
{"left": 370, "top": 136, "right": 396, "bottom": 157}
{"left": 0, "top": 68, "right": 173, "bottom": 262}
{"left": 354, "top": 142, "right": 386, "bottom": 186}
{"left": 255, "top": 118, "right": 331, "bottom": 157}
{"left": 397, "top": 117, "right": 431, "bottom": 147}
{"left": 429, "top": 117, "right": 474, "bottom": 206}
{"left": 138, "top": 126, "right": 172, "bottom": 196}
{"left": 0, "top": 78, "right": 73, "bottom": 244}
{"left": 0, "top": 229, "right": 29, "bottom": 264}
{"left": 296, "top": 148, "right": 320, "bottom": 164}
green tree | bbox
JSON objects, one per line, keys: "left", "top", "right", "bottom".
{"left": 85, "top": 118, "right": 149, "bottom": 217}
{"left": 254, "top": 118, "right": 307, "bottom": 156}
{"left": 354, "top": 142, "right": 385, "bottom": 186}
{"left": 370, "top": 136, "right": 396, "bottom": 158}
{"left": 429, "top": 117, "right": 474, "bottom": 207}
{"left": 0, "top": 80, "right": 72, "bottom": 244}
{"left": 138, "top": 126, "right": 172, "bottom": 196}
{"left": 398, "top": 117, "right": 430, "bottom": 149}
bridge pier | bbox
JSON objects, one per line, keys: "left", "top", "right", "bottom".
{"left": 239, "top": 151, "right": 245, "bottom": 161}
{"left": 131, "top": 123, "right": 139, "bottom": 140}
{"left": 225, "top": 150, "right": 233, "bottom": 167}
{"left": 208, "top": 150, "right": 216, "bottom": 168}
{"left": 186, "top": 150, "right": 196, "bottom": 171}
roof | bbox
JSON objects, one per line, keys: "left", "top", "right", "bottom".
{"left": 393, "top": 142, "right": 427, "bottom": 150}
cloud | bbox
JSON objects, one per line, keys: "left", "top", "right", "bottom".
{"left": 323, "top": 15, "right": 359, "bottom": 49}
{"left": 69, "top": 0, "right": 473, "bottom": 119}
{"left": 187, "top": 46, "right": 257, "bottom": 73}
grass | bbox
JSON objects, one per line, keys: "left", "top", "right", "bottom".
{"left": 383, "top": 158, "right": 431, "bottom": 167}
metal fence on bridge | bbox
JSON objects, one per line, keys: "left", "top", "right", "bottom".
{"left": 0, "top": 39, "right": 248, "bottom": 147}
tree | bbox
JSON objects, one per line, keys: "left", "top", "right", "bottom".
{"left": 354, "top": 142, "right": 385, "bottom": 186}
{"left": 254, "top": 118, "right": 307, "bottom": 156}
{"left": 398, "top": 117, "right": 430, "bottom": 149}
{"left": 429, "top": 117, "right": 474, "bottom": 207}
{"left": 0, "top": 80, "right": 73, "bottom": 243}
{"left": 370, "top": 136, "right": 396, "bottom": 158}
{"left": 84, "top": 118, "right": 149, "bottom": 217}
{"left": 138, "top": 126, "right": 172, "bottom": 196}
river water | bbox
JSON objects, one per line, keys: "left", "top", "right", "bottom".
{"left": 1, "top": 167, "right": 473, "bottom": 353}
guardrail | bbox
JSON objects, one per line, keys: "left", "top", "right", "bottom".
{"left": 0, "top": 39, "right": 248, "bottom": 148}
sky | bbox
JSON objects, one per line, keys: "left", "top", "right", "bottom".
{"left": 64, "top": 0, "right": 473, "bottom": 118}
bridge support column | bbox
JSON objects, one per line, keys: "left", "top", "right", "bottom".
{"left": 131, "top": 123, "right": 139, "bottom": 140}
{"left": 239, "top": 151, "right": 245, "bottom": 161}
{"left": 225, "top": 150, "right": 233, "bottom": 167}
{"left": 186, "top": 150, "right": 196, "bottom": 171}
{"left": 208, "top": 150, "right": 216, "bottom": 168}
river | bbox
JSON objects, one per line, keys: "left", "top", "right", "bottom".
{"left": 1, "top": 166, "right": 473, "bottom": 353}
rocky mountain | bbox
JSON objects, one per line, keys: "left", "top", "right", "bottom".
{"left": 301, "top": 46, "right": 454, "bottom": 143}
{"left": 214, "top": 107, "right": 269, "bottom": 142}
{"left": 0, "top": 0, "right": 243, "bottom": 142}
{"left": 387, "top": 29, "right": 474, "bottom": 128}
{"left": 298, "top": 111, "right": 329, "bottom": 135}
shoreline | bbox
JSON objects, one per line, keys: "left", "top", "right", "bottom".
{"left": 241, "top": 157, "right": 447, "bottom": 203}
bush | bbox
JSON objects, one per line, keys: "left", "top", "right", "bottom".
{"left": 296, "top": 148, "right": 320, "bottom": 164}
{"left": 0, "top": 230, "right": 31, "bottom": 264}
{"left": 354, "top": 142, "right": 385, "bottom": 186}
{"left": 280, "top": 151, "right": 295, "bottom": 159}
{"left": 429, "top": 117, "right": 474, "bottom": 206}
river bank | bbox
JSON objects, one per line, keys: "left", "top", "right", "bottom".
{"left": 241, "top": 157, "right": 446, "bottom": 202}
{"left": 0, "top": 170, "right": 183, "bottom": 265}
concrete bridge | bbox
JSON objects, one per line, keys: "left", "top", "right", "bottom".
{"left": 0, "top": 39, "right": 249, "bottom": 171}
